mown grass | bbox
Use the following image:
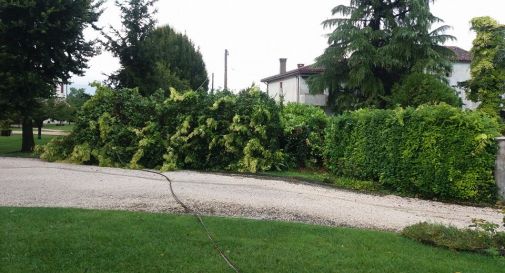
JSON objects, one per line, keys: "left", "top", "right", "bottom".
{"left": 262, "top": 170, "right": 381, "bottom": 193}
{"left": 0, "top": 135, "right": 54, "bottom": 157}
{"left": 1, "top": 207, "right": 504, "bottom": 273}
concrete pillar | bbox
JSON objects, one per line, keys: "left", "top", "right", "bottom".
{"left": 496, "top": 137, "right": 505, "bottom": 199}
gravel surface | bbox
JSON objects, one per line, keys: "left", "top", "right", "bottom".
{"left": 0, "top": 157, "right": 502, "bottom": 231}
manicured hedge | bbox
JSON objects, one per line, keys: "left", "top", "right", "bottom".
{"left": 325, "top": 104, "right": 501, "bottom": 202}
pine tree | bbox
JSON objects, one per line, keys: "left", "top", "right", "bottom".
{"left": 103, "top": 1, "right": 208, "bottom": 95}
{"left": 311, "top": 0, "right": 454, "bottom": 112}
{"left": 140, "top": 25, "right": 208, "bottom": 94}
{"left": 102, "top": 0, "right": 157, "bottom": 89}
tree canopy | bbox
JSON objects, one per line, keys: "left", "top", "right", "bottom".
{"left": 103, "top": 0, "right": 208, "bottom": 95}
{"left": 67, "top": 88, "right": 92, "bottom": 110}
{"left": 139, "top": 25, "right": 208, "bottom": 94}
{"left": 0, "top": 0, "right": 102, "bottom": 151}
{"left": 465, "top": 16, "right": 505, "bottom": 118}
{"left": 311, "top": 0, "right": 455, "bottom": 112}
{"left": 102, "top": 0, "right": 157, "bottom": 90}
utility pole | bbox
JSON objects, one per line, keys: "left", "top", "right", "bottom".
{"left": 224, "top": 49, "right": 229, "bottom": 90}
{"left": 211, "top": 73, "right": 214, "bottom": 93}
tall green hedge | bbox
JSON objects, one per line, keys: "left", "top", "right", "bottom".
{"left": 325, "top": 104, "right": 501, "bottom": 202}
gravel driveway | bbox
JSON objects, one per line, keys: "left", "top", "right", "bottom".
{"left": 0, "top": 157, "right": 502, "bottom": 231}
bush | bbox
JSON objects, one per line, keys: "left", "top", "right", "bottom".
{"left": 391, "top": 73, "right": 462, "bottom": 108}
{"left": 402, "top": 222, "right": 494, "bottom": 252}
{"left": 402, "top": 222, "right": 505, "bottom": 256}
{"left": 325, "top": 104, "right": 501, "bottom": 202}
{"left": 38, "top": 84, "right": 285, "bottom": 173}
{"left": 281, "top": 103, "right": 329, "bottom": 169}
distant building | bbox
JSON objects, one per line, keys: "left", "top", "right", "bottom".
{"left": 445, "top": 46, "right": 478, "bottom": 110}
{"left": 261, "top": 59, "right": 328, "bottom": 106}
{"left": 54, "top": 83, "right": 67, "bottom": 99}
{"left": 261, "top": 46, "right": 476, "bottom": 109}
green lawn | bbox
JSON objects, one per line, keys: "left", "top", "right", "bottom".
{"left": 1, "top": 207, "right": 503, "bottom": 273}
{"left": 0, "top": 135, "right": 54, "bottom": 157}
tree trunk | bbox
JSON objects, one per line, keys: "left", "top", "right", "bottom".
{"left": 37, "top": 122, "right": 42, "bottom": 140}
{"left": 21, "top": 117, "right": 35, "bottom": 152}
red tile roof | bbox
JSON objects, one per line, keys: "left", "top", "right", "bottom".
{"left": 446, "top": 46, "right": 472, "bottom": 63}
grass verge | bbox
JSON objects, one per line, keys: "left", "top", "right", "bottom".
{"left": 1, "top": 207, "right": 504, "bottom": 273}
{"left": 261, "top": 170, "right": 382, "bottom": 193}
{"left": 260, "top": 170, "right": 497, "bottom": 207}
{"left": 0, "top": 135, "right": 54, "bottom": 158}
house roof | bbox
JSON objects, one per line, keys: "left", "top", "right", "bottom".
{"left": 446, "top": 46, "right": 472, "bottom": 63}
{"left": 261, "top": 65, "right": 324, "bottom": 83}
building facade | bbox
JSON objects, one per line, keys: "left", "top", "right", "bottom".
{"left": 261, "top": 59, "right": 328, "bottom": 106}
{"left": 445, "top": 46, "right": 478, "bottom": 110}
{"left": 261, "top": 46, "right": 476, "bottom": 109}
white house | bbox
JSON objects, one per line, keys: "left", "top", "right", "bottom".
{"left": 54, "top": 83, "right": 67, "bottom": 99}
{"left": 445, "top": 46, "right": 478, "bottom": 110}
{"left": 261, "top": 59, "right": 328, "bottom": 106}
{"left": 261, "top": 46, "right": 476, "bottom": 109}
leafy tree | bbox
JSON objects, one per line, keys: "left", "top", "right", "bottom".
{"left": 32, "top": 99, "right": 75, "bottom": 140}
{"left": 103, "top": 1, "right": 208, "bottom": 95}
{"left": 51, "top": 100, "right": 75, "bottom": 123}
{"left": 140, "top": 25, "right": 209, "bottom": 94}
{"left": 102, "top": 0, "right": 157, "bottom": 90}
{"left": 67, "top": 87, "right": 92, "bottom": 110}
{"left": 391, "top": 73, "right": 462, "bottom": 108}
{"left": 311, "top": 0, "right": 455, "bottom": 112}
{"left": 465, "top": 16, "right": 505, "bottom": 118}
{"left": 0, "top": 0, "right": 102, "bottom": 151}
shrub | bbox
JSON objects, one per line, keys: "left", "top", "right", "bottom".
{"left": 325, "top": 104, "right": 501, "bottom": 202}
{"left": 281, "top": 103, "right": 329, "bottom": 169}
{"left": 402, "top": 222, "right": 494, "bottom": 252}
{"left": 403, "top": 221, "right": 505, "bottom": 256}
{"left": 391, "top": 73, "right": 462, "bottom": 108}
{"left": 37, "top": 136, "right": 74, "bottom": 162}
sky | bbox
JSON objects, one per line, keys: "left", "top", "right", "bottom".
{"left": 70, "top": 0, "right": 505, "bottom": 93}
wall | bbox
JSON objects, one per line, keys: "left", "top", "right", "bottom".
{"left": 448, "top": 62, "right": 479, "bottom": 110}
{"left": 496, "top": 137, "right": 505, "bottom": 199}
{"left": 266, "top": 76, "right": 328, "bottom": 106}
{"left": 266, "top": 77, "right": 298, "bottom": 103}
{"left": 299, "top": 76, "right": 328, "bottom": 106}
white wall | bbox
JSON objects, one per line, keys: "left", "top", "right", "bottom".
{"left": 448, "top": 62, "right": 479, "bottom": 110}
{"left": 266, "top": 76, "right": 327, "bottom": 106}
{"left": 267, "top": 77, "right": 298, "bottom": 103}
